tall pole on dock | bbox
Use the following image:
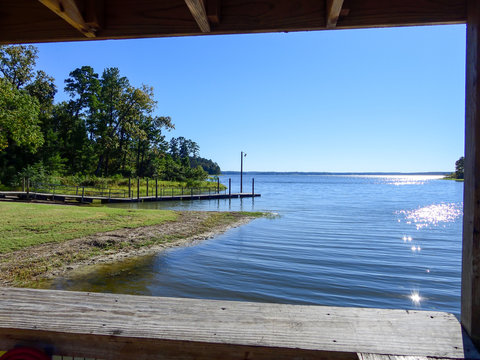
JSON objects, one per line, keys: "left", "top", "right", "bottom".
{"left": 240, "top": 151, "right": 246, "bottom": 193}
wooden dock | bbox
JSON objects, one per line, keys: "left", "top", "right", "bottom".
{"left": 0, "top": 287, "right": 478, "bottom": 360}
{"left": 0, "top": 191, "right": 260, "bottom": 204}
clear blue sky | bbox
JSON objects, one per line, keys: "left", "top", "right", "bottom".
{"left": 34, "top": 24, "right": 466, "bottom": 172}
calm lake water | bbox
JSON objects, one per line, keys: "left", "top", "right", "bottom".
{"left": 53, "top": 174, "right": 464, "bottom": 315}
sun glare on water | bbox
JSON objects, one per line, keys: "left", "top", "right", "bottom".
{"left": 397, "top": 203, "right": 462, "bottom": 230}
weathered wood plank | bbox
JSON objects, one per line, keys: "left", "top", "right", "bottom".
{"left": 184, "top": 0, "right": 211, "bottom": 32}
{"left": 463, "top": 0, "right": 480, "bottom": 349}
{"left": 326, "top": 0, "right": 344, "bottom": 29}
{"left": 0, "top": 288, "right": 478, "bottom": 360}
{"left": 38, "top": 0, "right": 96, "bottom": 37}
{"left": 358, "top": 354, "right": 445, "bottom": 360}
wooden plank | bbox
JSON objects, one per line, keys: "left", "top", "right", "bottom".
{"left": 184, "top": 0, "right": 211, "bottom": 32}
{"left": 0, "top": 288, "right": 478, "bottom": 360}
{"left": 326, "top": 0, "right": 344, "bottom": 29}
{"left": 0, "top": 0, "right": 467, "bottom": 44}
{"left": 462, "top": 0, "right": 480, "bottom": 349}
{"left": 38, "top": 0, "right": 96, "bottom": 38}
{"left": 358, "top": 354, "right": 446, "bottom": 360}
{"left": 207, "top": 0, "right": 221, "bottom": 24}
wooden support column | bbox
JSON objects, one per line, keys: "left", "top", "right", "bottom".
{"left": 185, "top": 0, "right": 211, "bottom": 32}
{"left": 463, "top": 0, "right": 480, "bottom": 347}
{"left": 38, "top": 0, "right": 98, "bottom": 37}
{"left": 326, "top": 0, "right": 344, "bottom": 29}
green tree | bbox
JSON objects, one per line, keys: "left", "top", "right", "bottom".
{"left": 455, "top": 156, "right": 464, "bottom": 179}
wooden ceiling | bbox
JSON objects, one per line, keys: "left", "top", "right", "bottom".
{"left": 0, "top": 0, "right": 467, "bottom": 44}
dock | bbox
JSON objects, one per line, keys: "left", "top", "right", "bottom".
{"left": 0, "top": 191, "right": 260, "bottom": 204}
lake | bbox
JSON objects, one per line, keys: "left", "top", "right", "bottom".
{"left": 52, "top": 174, "right": 464, "bottom": 315}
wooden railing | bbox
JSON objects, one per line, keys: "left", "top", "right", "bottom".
{"left": 0, "top": 288, "right": 478, "bottom": 360}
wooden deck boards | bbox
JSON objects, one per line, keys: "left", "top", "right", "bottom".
{"left": 0, "top": 288, "right": 478, "bottom": 360}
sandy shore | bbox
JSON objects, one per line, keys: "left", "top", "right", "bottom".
{"left": 0, "top": 211, "right": 258, "bottom": 287}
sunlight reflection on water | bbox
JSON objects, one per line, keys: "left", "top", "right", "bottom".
{"left": 397, "top": 203, "right": 462, "bottom": 230}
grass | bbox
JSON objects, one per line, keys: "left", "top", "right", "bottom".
{"left": 0, "top": 202, "right": 178, "bottom": 253}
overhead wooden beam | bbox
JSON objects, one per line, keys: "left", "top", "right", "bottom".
{"left": 462, "top": 0, "right": 480, "bottom": 349}
{"left": 207, "top": 0, "right": 221, "bottom": 25}
{"left": 185, "top": 0, "right": 211, "bottom": 32}
{"left": 38, "top": 0, "right": 97, "bottom": 38}
{"left": 326, "top": 0, "right": 344, "bottom": 29}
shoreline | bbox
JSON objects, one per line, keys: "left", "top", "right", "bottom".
{"left": 0, "top": 211, "right": 260, "bottom": 288}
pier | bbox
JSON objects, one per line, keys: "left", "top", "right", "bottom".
{"left": 0, "top": 191, "right": 260, "bottom": 204}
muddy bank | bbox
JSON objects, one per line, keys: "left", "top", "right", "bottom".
{"left": 0, "top": 211, "right": 258, "bottom": 287}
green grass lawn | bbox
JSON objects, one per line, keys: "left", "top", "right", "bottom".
{"left": 0, "top": 202, "right": 177, "bottom": 253}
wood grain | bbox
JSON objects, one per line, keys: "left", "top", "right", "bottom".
{"left": 326, "top": 0, "right": 344, "bottom": 29}
{"left": 0, "top": 0, "right": 467, "bottom": 44}
{"left": 0, "top": 288, "right": 478, "bottom": 360}
{"left": 462, "top": 0, "right": 480, "bottom": 349}
{"left": 38, "top": 0, "right": 96, "bottom": 37}
{"left": 184, "top": 0, "right": 211, "bottom": 32}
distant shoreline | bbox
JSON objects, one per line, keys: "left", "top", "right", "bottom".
{"left": 221, "top": 171, "right": 450, "bottom": 176}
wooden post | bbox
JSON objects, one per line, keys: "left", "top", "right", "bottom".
{"left": 229, "top": 178, "right": 231, "bottom": 198}
{"left": 147, "top": 178, "right": 149, "bottom": 197}
{"left": 81, "top": 186, "right": 84, "bottom": 203}
{"left": 463, "top": 0, "right": 480, "bottom": 347}
{"left": 155, "top": 178, "right": 158, "bottom": 199}
{"left": 137, "top": 178, "right": 140, "bottom": 201}
{"left": 22, "top": 177, "right": 25, "bottom": 192}
{"left": 252, "top": 178, "right": 255, "bottom": 195}
{"left": 217, "top": 177, "right": 220, "bottom": 194}
{"left": 26, "top": 178, "right": 30, "bottom": 198}
{"left": 128, "top": 178, "right": 131, "bottom": 199}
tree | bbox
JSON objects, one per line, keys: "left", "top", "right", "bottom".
{"left": 455, "top": 156, "right": 464, "bottom": 179}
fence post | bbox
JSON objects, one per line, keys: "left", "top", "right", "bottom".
{"left": 76, "top": 186, "right": 79, "bottom": 195}
{"left": 191, "top": 188, "right": 193, "bottom": 198}
{"left": 217, "top": 178, "right": 220, "bottom": 194}
{"left": 155, "top": 178, "right": 158, "bottom": 199}
{"left": 109, "top": 189, "right": 111, "bottom": 199}
{"left": 137, "top": 178, "right": 140, "bottom": 201}
{"left": 252, "top": 178, "right": 255, "bottom": 196}
{"left": 22, "top": 177, "right": 25, "bottom": 192}
{"left": 171, "top": 188, "right": 174, "bottom": 197}
{"left": 81, "top": 186, "right": 85, "bottom": 203}
{"left": 228, "top": 178, "right": 231, "bottom": 198}
{"left": 147, "top": 178, "right": 149, "bottom": 197}
{"left": 26, "top": 178, "right": 30, "bottom": 198}
{"left": 128, "top": 178, "right": 131, "bottom": 199}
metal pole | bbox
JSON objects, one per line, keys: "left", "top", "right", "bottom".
{"left": 240, "top": 151, "right": 243, "bottom": 193}
{"left": 137, "top": 178, "right": 140, "bottom": 201}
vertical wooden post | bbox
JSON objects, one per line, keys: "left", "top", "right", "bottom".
{"left": 463, "top": 0, "right": 480, "bottom": 347}
{"left": 228, "top": 178, "right": 231, "bottom": 198}
{"left": 147, "top": 178, "right": 149, "bottom": 197}
{"left": 156, "top": 178, "right": 158, "bottom": 199}
{"left": 128, "top": 178, "right": 131, "bottom": 199}
{"left": 217, "top": 178, "right": 220, "bottom": 194}
{"left": 22, "top": 177, "right": 25, "bottom": 192}
{"left": 81, "top": 186, "right": 84, "bottom": 203}
{"left": 26, "top": 178, "right": 30, "bottom": 198}
{"left": 252, "top": 178, "right": 254, "bottom": 195}
{"left": 137, "top": 178, "right": 140, "bottom": 201}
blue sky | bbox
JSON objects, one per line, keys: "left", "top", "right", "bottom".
{"left": 34, "top": 25, "right": 466, "bottom": 172}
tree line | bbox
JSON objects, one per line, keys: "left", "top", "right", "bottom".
{"left": 0, "top": 45, "right": 220, "bottom": 186}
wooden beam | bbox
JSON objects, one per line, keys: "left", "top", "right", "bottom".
{"left": 207, "top": 0, "right": 221, "bottom": 25}
{"left": 326, "top": 0, "right": 344, "bottom": 29}
{"left": 0, "top": 288, "right": 479, "bottom": 360}
{"left": 38, "top": 0, "right": 97, "bottom": 38}
{"left": 185, "top": 0, "right": 211, "bottom": 32}
{"left": 462, "top": 0, "right": 480, "bottom": 349}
